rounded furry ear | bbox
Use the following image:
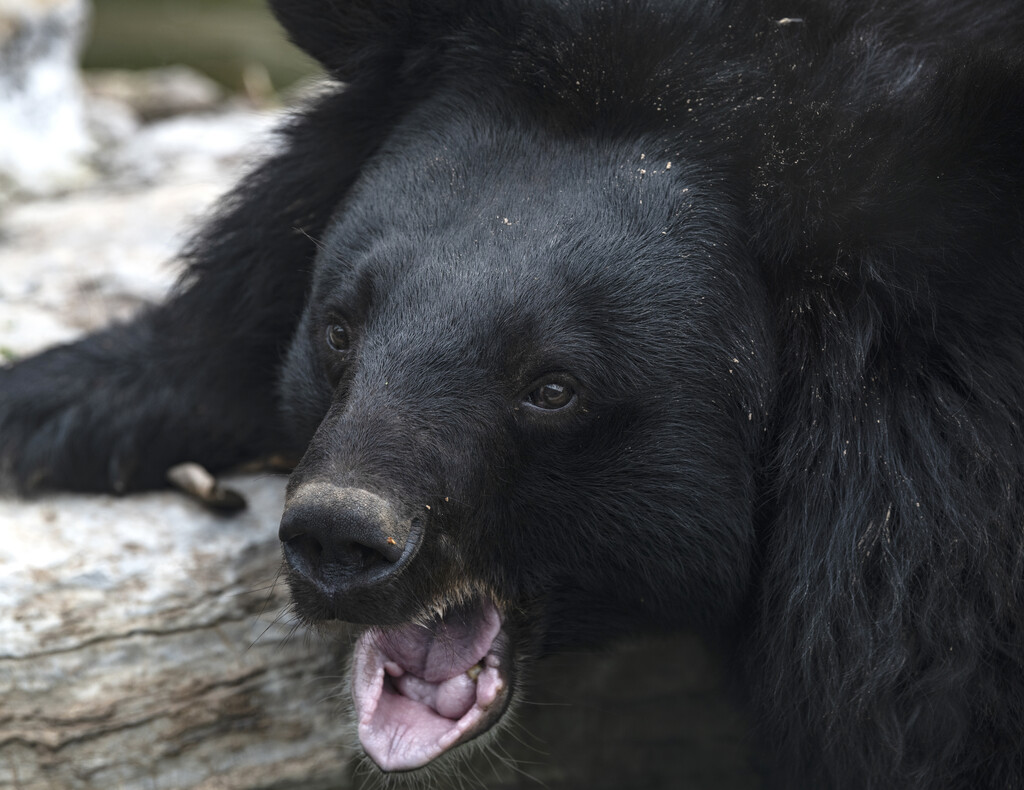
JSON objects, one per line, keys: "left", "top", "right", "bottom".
{"left": 268, "top": 0, "right": 468, "bottom": 81}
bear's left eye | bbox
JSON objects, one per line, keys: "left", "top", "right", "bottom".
{"left": 325, "top": 322, "right": 350, "bottom": 353}
{"left": 526, "top": 381, "right": 576, "bottom": 411}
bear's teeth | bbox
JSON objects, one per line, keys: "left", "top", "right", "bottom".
{"left": 466, "top": 662, "right": 483, "bottom": 681}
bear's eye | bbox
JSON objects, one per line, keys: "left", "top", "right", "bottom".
{"left": 526, "top": 381, "right": 576, "bottom": 411}
{"left": 325, "top": 322, "right": 350, "bottom": 353}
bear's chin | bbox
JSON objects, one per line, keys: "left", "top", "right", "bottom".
{"left": 350, "top": 599, "right": 512, "bottom": 772}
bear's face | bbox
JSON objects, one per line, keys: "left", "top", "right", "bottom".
{"left": 276, "top": 91, "right": 774, "bottom": 771}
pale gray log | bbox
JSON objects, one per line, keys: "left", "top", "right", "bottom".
{"left": 0, "top": 478, "right": 354, "bottom": 790}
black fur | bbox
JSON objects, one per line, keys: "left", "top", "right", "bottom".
{"left": 2, "top": 1, "right": 1023, "bottom": 787}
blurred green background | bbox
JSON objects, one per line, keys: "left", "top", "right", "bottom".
{"left": 82, "top": 0, "right": 321, "bottom": 92}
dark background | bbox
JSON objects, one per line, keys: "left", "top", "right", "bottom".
{"left": 84, "top": 0, "right": 318, "bottom": 92}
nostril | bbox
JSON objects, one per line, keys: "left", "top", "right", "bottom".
{"left": 283, "top": 533, "right": 324, "bottom": 579}
{"left": 284, "top": 533, "right": 393, "bottom": 585}
{"left": 278, "top": 485, "right": 410, "bottom": 592}
{"left": 347, "top": 541, "right": 390, "bottom": 574}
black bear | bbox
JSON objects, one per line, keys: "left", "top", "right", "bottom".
{"left": 2, "top": 0, "right": 1023, "bottom": 786}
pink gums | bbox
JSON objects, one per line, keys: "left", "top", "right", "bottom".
{"left": 352, "top": 602, "right": 507, "bottom": 771}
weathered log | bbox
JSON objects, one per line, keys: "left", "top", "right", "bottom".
{"left": 0, "top": 478, "right": 357, "bottom": 790}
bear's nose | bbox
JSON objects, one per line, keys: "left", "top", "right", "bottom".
{"left": 279, "top": 483, "right": 407, "bottom": 595}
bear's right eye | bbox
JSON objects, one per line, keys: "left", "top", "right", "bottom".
{"left": 325, "top": 322, "right": 351, "bottom": 353}
{"left": 524, "top": 379, "right": 578, "bottom": 411}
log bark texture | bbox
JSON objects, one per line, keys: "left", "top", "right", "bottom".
{"left": 0, "top": 478, "right": 357, "bottom": 790}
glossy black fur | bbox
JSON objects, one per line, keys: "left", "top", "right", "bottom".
{"left": 3, "top": 1, "right": 1024, "bottom": 787}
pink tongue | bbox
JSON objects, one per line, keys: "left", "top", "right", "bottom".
{"left": 380, "top": 606, "right": 495, "bottom": 681}
{"left": 353, "top": 602, "right": 505, "bottom": 771}
{"left": 391, "top": 671, "right": 477, "bottom": 719}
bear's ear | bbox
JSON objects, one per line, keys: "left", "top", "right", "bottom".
{"left": 268, "top": 0, "right": 475, "bottom": 81}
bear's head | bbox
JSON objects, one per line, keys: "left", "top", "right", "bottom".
{"left": 270, "top": 0, "right": 773, "bottom": 772}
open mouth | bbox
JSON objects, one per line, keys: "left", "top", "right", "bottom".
{"left": 351, "top": 599, "right": 511, "bottom": 771}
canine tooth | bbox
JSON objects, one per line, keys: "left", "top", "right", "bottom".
{"left": 467, "top": 663, "right": 483, "bottom": 681}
